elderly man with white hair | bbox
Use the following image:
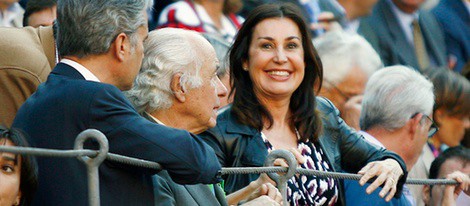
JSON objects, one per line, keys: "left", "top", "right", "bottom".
{"left": 345, "top": 66, "right": 436, "bottom": 205}
{"left": 315, "top": 30, "right": 382, "bottom": 130}
{"left": 126, "top": 28, "right": 282, "bottom": 206}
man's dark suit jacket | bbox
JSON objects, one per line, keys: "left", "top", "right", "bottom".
{"left": 141, "top": 113, "right": 228, "bottom": 206}
{"left": 359, "top": 0, "right": 447, "bottom": 71}
{"left": 433, "top": 0, "right": 470, "bottom": 73}
{"left": 12, "top": 63, "right": 221, "bottom": 205}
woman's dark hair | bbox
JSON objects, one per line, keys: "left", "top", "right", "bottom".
{"left": 229, "top": 3, "right": 323, "bottom": 142}
{"left": 425, "top": 68, "right": 470, "bottom": 120}
{"left": 0, "top": 125, "right": 38, "bottom": 206}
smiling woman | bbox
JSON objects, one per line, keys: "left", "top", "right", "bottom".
{"left": 199, "top": 3, "right": 408, "bottom": 206}
{"left": 0, "top": 126, "right": 37, "bottom": 206}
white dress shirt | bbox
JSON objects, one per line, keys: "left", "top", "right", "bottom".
{"left": 60, "top": 59, "right": 100, "bottom": 82}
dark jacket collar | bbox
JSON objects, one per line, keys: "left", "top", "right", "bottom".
{"left": 218, "top": 106, "right": 259, "bottom": 136}
{"left": 50, "top": 62, "right": 86, "bottom": 80}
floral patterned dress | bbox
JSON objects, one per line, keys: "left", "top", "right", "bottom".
{"left": 261, "top": 132, "right": 339, "bottom": 206}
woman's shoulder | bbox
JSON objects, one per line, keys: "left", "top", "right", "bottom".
{"left": 315, "top": 96, "right": 338, "bottom": 115}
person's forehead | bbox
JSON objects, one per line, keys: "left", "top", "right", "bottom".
{"left": 439, "top": 158, "right": 466, "bottom": 177}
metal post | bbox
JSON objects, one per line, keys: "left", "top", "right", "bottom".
{"left": 74, "top": 129, "right": 109, "bottom": 206}
{"left": 264, "top": 149, "right": 297, "bottom": 206}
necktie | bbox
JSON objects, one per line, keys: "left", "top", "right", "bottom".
{"left": 412, "top": 19, "right": 430, "bottom": 71}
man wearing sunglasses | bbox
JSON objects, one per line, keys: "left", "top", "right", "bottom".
{"left": 344, "top": 65, "right": 436, "bottom": 205}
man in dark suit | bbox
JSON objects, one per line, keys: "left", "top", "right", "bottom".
{"left": 12, "top": 0, "right": 221, "bottom": 205}
{"left": 359, "top": 0, "right": 447, "bottom": 72}
{"left": 126, "top": 28, "right": 282, "bottom": 206}
{"left": 432, "top": 0, "right": 470, "bottom": 73}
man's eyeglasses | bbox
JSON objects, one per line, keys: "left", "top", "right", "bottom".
{"left": 411, "top": 113, "right": 439, "bottom": 138}
{"left": 324, "top": 79, "right": 354, "bottom": 101}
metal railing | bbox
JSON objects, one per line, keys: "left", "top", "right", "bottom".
{"left": 0, "top": 129, "right": 459, "bottom": 206}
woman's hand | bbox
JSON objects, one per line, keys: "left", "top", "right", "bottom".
{"left": 242, "top": 183, "right": 283, "bottom": 206}
{"left": 358, "top": 159, "right": 404, "bottom": 202}
{"left": 441, "top": 171, "right": 470, "bottom": 206}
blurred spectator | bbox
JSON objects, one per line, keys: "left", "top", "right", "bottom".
{"left": 432, "top": 0, "right": 470, "bottom": 73}
{"left": 149, "top": 0, "right": 174, "bottom": 30}
{"left": 126, "top": 28, "right": 282, "bottom": 206}
{"left": 315, "top": 30, "right": 382, "bottom": 130}
{"left": 203, "top": 33, "right": 232, "bottom": 108}
{"left": 0, "top": 0, "right": 24, "bottom": 27}
{"left": 320, "top": 0, "right": 379, "bottom": 33}
{"left": 423, "top": 146, "right": 470, "bottom": 206}
{"left": 0, "top": 25, "right": 56, "bottom": 127}
{"left": 409, "top": 68, "right": 470, "bottom": 206}
{"left": 12, "top": 0, "right": 222, "bottom": 205}
{"left": 359, "top": 0, "right": 447, "bottom": 72}
{"left": 345, "top": 65, "right": 435, "bottom": 205}
{"left": 158, "top": 0, "right": 244, "bottom": 43}
{"left": 22, "top": 0, "right": 56, "bottom": 27}
{"left": 0, "top": 125, "right": 38, "bottom": 206}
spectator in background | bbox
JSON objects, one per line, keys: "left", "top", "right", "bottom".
{"left": 432, "top": 0, "right": 470, "bottom": 73}
{"left": 359, "top": 0, "right": 447, "bottom": 72}
{"left": 12, "top": 0, "right": 222, "bottom": 205}
{"left": 423, "top": 146, "right": 470, "bottom": 206}
{"left": 0, "top": 125, "right": 38, "bottom": 206}
{"left": 203, "top": 33, "right": 233, "bottom": 108}
{"left": 22, "top": 0, "right": 56, "bottom": 27}
{"left": 0, "top": 25, "right": 56, "bottom": 127}
{"left": 315, "top": 30, "right": 382, "bottom": 130}
{"left": 0, "top": 0, "right": 23, "bottom": 27}
{"left": 126, "top": 28, "right": 282, "bottom": 206}
{"left": 158, "top": 0, "right": 244, "bottom": 43}
{"left": 319, "top": 0, "right": 379, "bottom": 34}
{"left": 409, "top": 68, "right": 470, "bottom": 206}
{"left": 345, "top": 65, "right": 435, "bottom": 206}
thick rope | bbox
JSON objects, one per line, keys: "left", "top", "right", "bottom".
{"left": 0, "top": 145, "right": 459, "bottom": 185}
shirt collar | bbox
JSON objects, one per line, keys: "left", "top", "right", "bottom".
{"left": 60, "top": 59, "right": 100, "bottom": 82}
{"left": 358, "top": 130, "right": 385, "bottom": 149}
{"left": 465, "top": 0, "right": 470, "bottom": 15}
{"left": 145, "top": 112, "right": 166, "bottom": 125}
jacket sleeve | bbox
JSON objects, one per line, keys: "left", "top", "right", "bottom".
{"left": 318, "top": 97, "right": 408, "bottom": 197}
{"left": 89, "top": 85, "right": 222, "bottom": 185}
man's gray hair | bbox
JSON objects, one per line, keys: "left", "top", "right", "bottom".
{"left": 57, "top": 0, "right": 152, "bottom": 57}
{"left": 126, "top": 28, "right": 205, "bottom": 113}
{"left": 313, "top": 30, "right": 382, "bottom": 86}
{"left": 360, "top": 66, "right": 435, "bottom": 131}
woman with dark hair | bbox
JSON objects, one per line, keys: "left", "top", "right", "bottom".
{"left": 0, "top": 126, "right": 38, "bottom": 206}
{"left": 409, "top": 68, "right": 470, "bottom": 206}
{"left": 200, "top": 3, "right": 407, "bottom": 205}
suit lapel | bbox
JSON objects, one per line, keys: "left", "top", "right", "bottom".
{"left": 214, "top": 184, "right": 228, "bottom": 206}
{"left": 378, "top": 0, "right": 419, "bottom": 69}
{"left": 419, "top": 13, "right": 447, "bottom": 66}
{"left": 184, "top": 185, "right": 221, "bottom": 206}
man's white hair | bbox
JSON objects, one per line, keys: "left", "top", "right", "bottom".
{"left": 314, "top": 30, "right": 382, "bottom": 87}
{"left": 126, "top": 28, "right": 206, "bottom": 113}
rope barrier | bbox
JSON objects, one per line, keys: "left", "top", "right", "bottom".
{"left": 0, "top": 145, "right": 459, "bottom": 185}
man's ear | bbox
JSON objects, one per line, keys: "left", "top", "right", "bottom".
{"left": 422, "top": 185, "right": 431, "bottom": 205}
{"left": 170, "top": 73, "right": 186, "bottom": 103}
{"left": 112, "top": 33, "right": 128, "bottom": 62}
{"left": 409, "top": 113, "right": 423, "bottom": 139}
{"left": 434, "top": 109, "right": 445, "bottom": 125}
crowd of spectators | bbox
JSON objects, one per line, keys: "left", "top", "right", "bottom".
{"left": 0, "top": 0, "right": 469, "bottom": 205}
